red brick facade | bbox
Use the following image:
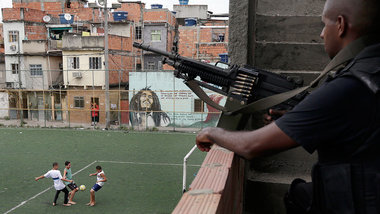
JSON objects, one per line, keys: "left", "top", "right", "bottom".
{"left": 114, "top": 3, "right": 145, "bottom": 23}
{"left": 178, "top": 20, "right": 228, "bottom": 62}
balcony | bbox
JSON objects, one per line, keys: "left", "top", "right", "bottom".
{"left": 22, "top": 40, "right": 47, "bottom": 55}
{"left": 48, "top": 40, "right": 63, "bottom": 51}
{"left": 62, "top": 34, "right": 104, "bottom": 50}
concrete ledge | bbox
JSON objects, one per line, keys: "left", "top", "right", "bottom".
{"left": 173, "top": 145, "right": 244, "bottom": 214}
{"left": 255, "top": 42, "right": 329, "bottom": 70}
{"left": 256, "top": 15, "right": 324, "bottom": 43}
{"left": 257, "top": 0, "right": 325, "bottom": 16}
{"left": 173, "top": 193, "right": 221, "bottom": 214}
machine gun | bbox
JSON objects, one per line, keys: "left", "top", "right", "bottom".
{"left": 133, "top": 42, "right": 306, "bottom": 115}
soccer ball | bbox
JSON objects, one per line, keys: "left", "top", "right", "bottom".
{"left": 79, "top": 185, "right": 86, "bottom": 191}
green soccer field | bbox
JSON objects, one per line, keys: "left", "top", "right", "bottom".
{"left": 0, "top": 128, "right": 206, "bottom": 214}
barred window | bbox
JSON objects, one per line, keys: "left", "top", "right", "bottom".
{"left": 89, "top": 57, "right": 102, "bottom": 69}
{"left": 9, "top": 31, "right": 19, "bottom": 43}
{"left": 151, "top": 30, "right": 161, "bottom": 42}
{"left": 147, "top": 62, "right": 155, "bottom": 70}
{"left": 30, "top": 64, "right": 43, "bottom": 76}
{"left": 212, "top": 29, "right": 226, "bottom": 42}
{"left": 135, "top": 26, "right": 142, "bottom": 40}
{"left": 11, "top": 64, "right": 19, "bottom": 74}
{"left": 68, "top": 57, "right": 80, "bottom": 69}
{"left": 74, "top": 96, "right": 84, "bottom": 108}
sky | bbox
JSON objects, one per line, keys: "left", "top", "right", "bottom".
{"left": 0, "top": 0, "right": 229, "bottom": 22}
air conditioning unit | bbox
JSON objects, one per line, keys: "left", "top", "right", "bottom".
{"left": 72, "top": 72, "right": 82, "bottom": 78}
{"left": 10, "top": 45, "right": 17, "bottom": 51}
{"left": 6, "top": 82, "right": 14, "bottom": 88}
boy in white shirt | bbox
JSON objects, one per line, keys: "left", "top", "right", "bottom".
{"left": 35, "top": 162, "right": 73, "bottom": 206}
{"left": 87, "top": 165, "right": 107, "bottom": 206}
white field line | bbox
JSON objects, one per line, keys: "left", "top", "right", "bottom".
{"left": 97, "top": 160, "right": 201, "bottom": 167}
{"left": 4, "top": 161, "right": 97, "bottom": 214}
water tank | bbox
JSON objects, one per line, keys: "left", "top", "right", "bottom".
{"left": 179, "top": 0, "right": 189, "bottom": 5}
{"left": 113, "top": 11, "right": 128, "bottom": 21}
{"left": 219, "top": 53, "right": 229, "bottom": 63}
{"left": 184, "top": 18, "right": 197, "bottom": 26}
{"left": 151, "top": 4, "right": 163, "bottom": 9}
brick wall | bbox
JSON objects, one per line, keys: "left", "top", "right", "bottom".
{"left": 12, "top": 1, "right": 96, "bottom": 22}
{"left": 25, "top": 24, "right": 47, "bottom": 40}
{"left": 108, "top": 34, "right": 134, "bottom": 85}
{"left": 23, "top": 8, "right": 46, "bottom": 23}
{"left": 108, "top": 34, "right": 132, "bottom": 51}
{"left": 2, "top": 8, "right": 22, "bottom": 21}
{"left": 179, "top": 23, "right": 229, "bottom": 62}
{"left": 144, "top": 10, "right": 176, "bottom": 26}
{"left": 108, "top": 54, "right": 132, "bottom": 85}
{"left": 66, "top": 88, "right": 122, "bottom": 125}
{"left": 115, "top": 3, "right": 145, "bottom": 23}
{"left": 13, "top": 2, "right": 42, "bottom": 10}
{"left": 3, "top": 8, "right": 46, "bottom": 23}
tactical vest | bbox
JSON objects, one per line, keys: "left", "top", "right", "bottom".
{"left": 312, "top": 43, "right": 380, "bottom": 214}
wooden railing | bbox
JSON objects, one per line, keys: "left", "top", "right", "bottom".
{"left": 173, "top": 145, "right": 245, "bottom": 214}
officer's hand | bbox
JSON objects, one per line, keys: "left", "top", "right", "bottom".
{"left": 263, "top": 109, "right": 287, "bottom": 125}
{"left": 196, "top": 127, "right": 215, "bottom": 152}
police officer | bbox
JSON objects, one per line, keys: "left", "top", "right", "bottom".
{"left": 195, "top": 0, "right": 380, "bottom": 213}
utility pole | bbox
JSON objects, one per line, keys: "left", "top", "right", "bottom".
{"left": 17, "top": 33, "right": 23, "bottom": 126}
{"left": 104, "top": 0, "right": 110, "bottom": 129}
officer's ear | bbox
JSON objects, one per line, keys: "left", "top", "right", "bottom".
{"left": 337, "top": 15, "right": 347, "bottom": 37}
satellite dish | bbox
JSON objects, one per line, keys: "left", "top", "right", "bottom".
{"left": 64, "top": 13, "right": 72, "bottom": 21}
{"left": 96, "top": 0, "right": 105, "bottom": 7}
{"left": 43, "top": 15, "right": 51, "bottom": 23}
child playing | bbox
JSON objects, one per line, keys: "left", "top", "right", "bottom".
{"left": 63, "top": 161, "right": 79, "bottom": 204}
{"left": 35, "top": 162, "right": 73, "bottom": 206}
{"left": 87, "top": 165, "right": 107, "bottom": 206}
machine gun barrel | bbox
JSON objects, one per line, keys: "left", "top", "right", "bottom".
{"left": 133, "top": 42, "right": 232, "bottom": 80}
{"left": 133, "top": 42, "right": 306, "bottom": 110}
{"left": 133, "top": 42, "right": 174, "bottom": 59}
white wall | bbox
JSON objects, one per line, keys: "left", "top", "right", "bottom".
{"left": 3, "top": 22, "right": 25, "bottom": 87}
{"left": 3, "top": 22, "right": 25, "bottom": 54}
{"left": 63, "top": 50, "right": 105, "bottom": 88}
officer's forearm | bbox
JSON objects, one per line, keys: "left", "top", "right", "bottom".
{"left": 205, "top": 128, "right": 258, "bottom": 159}
{"left": 206, "top": 123, "right": 298, "bottom": 159}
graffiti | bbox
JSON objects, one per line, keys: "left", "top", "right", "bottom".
{"left": 129, "top": 87, "right": 171, "bottom": 128}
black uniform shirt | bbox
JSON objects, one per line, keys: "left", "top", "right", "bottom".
{"left": 275, "top": 75, "right": 379, "bottom": 162}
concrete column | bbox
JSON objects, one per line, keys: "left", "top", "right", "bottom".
{"left": 229, "top": 0, "right": 256, "bottom": 66}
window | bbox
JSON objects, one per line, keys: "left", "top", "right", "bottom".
{"left": 147, "top": 62, "right": 155, "bottom": 70}
{"left": 151, "top": 30, "right": 161, "bottom": 42}
{"left": 11, "top": 64, "right": 19, "bottom": 74}
{"left": 68, "top": 57, "right": 80, "bottom": 69}
{"left": 89, "top": 57, "right": 102, "bottom": 69}
{"left": 194, "top": 99, "right": 204, "bottom": 112}
{"left": 66, "top": 0, "right": 71, "bottom": 8}
{"left": 74, "top": 96, "right": 84, "bottom": 108}
{"left": 135, "top": 26, "right": 142, "bottom": 40}
{"left": 30, "top": 64, "right": 43, "bottom": 76}
{"left": 9, "top": 31, "right": 19, "bottom": 43}
{"left": 212, "top": 29, "right": 226, "bottom": 42}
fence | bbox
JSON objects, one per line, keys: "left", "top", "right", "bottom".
{"left": 0, "top": 69, "right": 224, "bottom": 131}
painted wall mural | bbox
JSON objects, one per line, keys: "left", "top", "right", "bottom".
{"left": 129, "top": 72, "right": 226, "bottom": 128}
{"left": 129, "top": 87, "right": 171, "bottom": 129}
